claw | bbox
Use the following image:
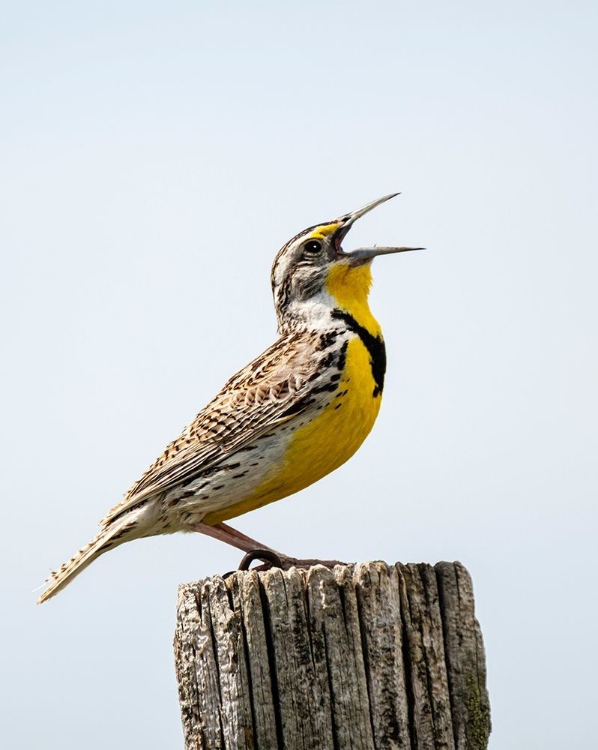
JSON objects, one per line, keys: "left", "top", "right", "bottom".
{"left": 238, "top": 548, "right": 284, "bottom": 571}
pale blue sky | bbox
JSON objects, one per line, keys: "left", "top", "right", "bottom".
{"left": 2, "top": 2, "right": 597, "bottom": 748}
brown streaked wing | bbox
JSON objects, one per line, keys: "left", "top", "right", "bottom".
{"left": 99, "top": 331, "right": 318, "bottom": 525}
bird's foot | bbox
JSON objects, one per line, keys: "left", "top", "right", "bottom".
{"left": 237, "top": 549, "right": 347, "bottom": 573}
{"left": 192, "top": 523, "right": 346, "bottom": 576}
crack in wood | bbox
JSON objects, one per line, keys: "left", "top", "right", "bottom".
{"left": 174, "top": 561, "right": 490, "bottom": 750}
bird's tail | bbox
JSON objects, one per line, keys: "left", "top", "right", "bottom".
{"left": 37, "top": 511, "right": 143, "bottom": 604}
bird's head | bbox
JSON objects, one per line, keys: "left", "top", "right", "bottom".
{"left": 271, "top": 193, "right": 422, "bottom": 333}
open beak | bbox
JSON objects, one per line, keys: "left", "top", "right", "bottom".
{"left": 333, "top": 193, "right": 424, "bottom": 263}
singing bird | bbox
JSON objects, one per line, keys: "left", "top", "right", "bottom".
{"left": 38, "top": 194, "right": 421, "bottom": 603}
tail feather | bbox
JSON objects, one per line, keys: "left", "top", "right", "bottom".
{"left": 37, "top": 513, "right": 141, "bottom": 604}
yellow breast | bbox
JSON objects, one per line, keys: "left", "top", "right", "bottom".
{"left": 204, "top": 336, "right": 382, "bottom": 524}
{"left": 280, "top": 336, "right": 383, "bottom": 489}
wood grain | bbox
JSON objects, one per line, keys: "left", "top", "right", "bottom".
{"left": 174, "top": 561, "right": 490, "bottom": 749}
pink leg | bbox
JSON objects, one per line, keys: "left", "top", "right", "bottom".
{"left": 191, "top": 521, "right": 346, "bottom": 571}
{"left": 190, "top": 521, "right": 282, "bottom": 555}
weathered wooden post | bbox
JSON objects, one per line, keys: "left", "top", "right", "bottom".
{"left": 174, "top": 561, "right": 490, "bottom": 749}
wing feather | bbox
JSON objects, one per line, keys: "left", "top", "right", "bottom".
{"left": 100, "top": 331, "right": 318, "bottom": 525}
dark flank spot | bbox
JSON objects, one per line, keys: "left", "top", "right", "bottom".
{"left": 312, "top": 382, "right": 338, "bottom": 394}
{"left": 335, "top": 389, "right": 349, "bottom": 399}
{"left": 336, "top": 340, "right": 348, "bottom": 371}
{"left": 236, "top": 445, "right": 257, "bottom": 453}
{"left": 226, "top": 463, "right": 241, "bottom": 470}
{"left": 232, "top": 472, "right": 248, "bottom": 479}
{"left": 281, "top": 395, "right": 315, "bottom": 417}
{"left": 331, "top": 310, "right": 386, "bottom": 396}
{"left": 213, "top": 485, "right": 224, "bottom": 491}
{"left": 200, "top": 495, "right": 209, "bottom": 500}
{"left": 330, "top": 373, "right": 342, "bottom": 382}
{"left": 320, "top": 351, "right": 336, "bottom": 369}
{"left": 334, "top": 403, "right": 343, "bottom": 410}
{"left": 318, "top": 330, "right": 338, "bottom": 349}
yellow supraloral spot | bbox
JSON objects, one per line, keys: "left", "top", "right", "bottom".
{"left": 310, "top": 222, "right": 341, "bottom": 239}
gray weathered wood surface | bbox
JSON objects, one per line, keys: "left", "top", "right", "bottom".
{"left": 174, "top": 561, "right": 490, "bottom": 750}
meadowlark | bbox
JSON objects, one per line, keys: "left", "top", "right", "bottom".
{"left": 38, "top": 193, "right": 421, "bottom": 603}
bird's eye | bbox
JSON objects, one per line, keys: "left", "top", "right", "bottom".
{"left": 303, "top": 240, "right": 322, "bottom": 257}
